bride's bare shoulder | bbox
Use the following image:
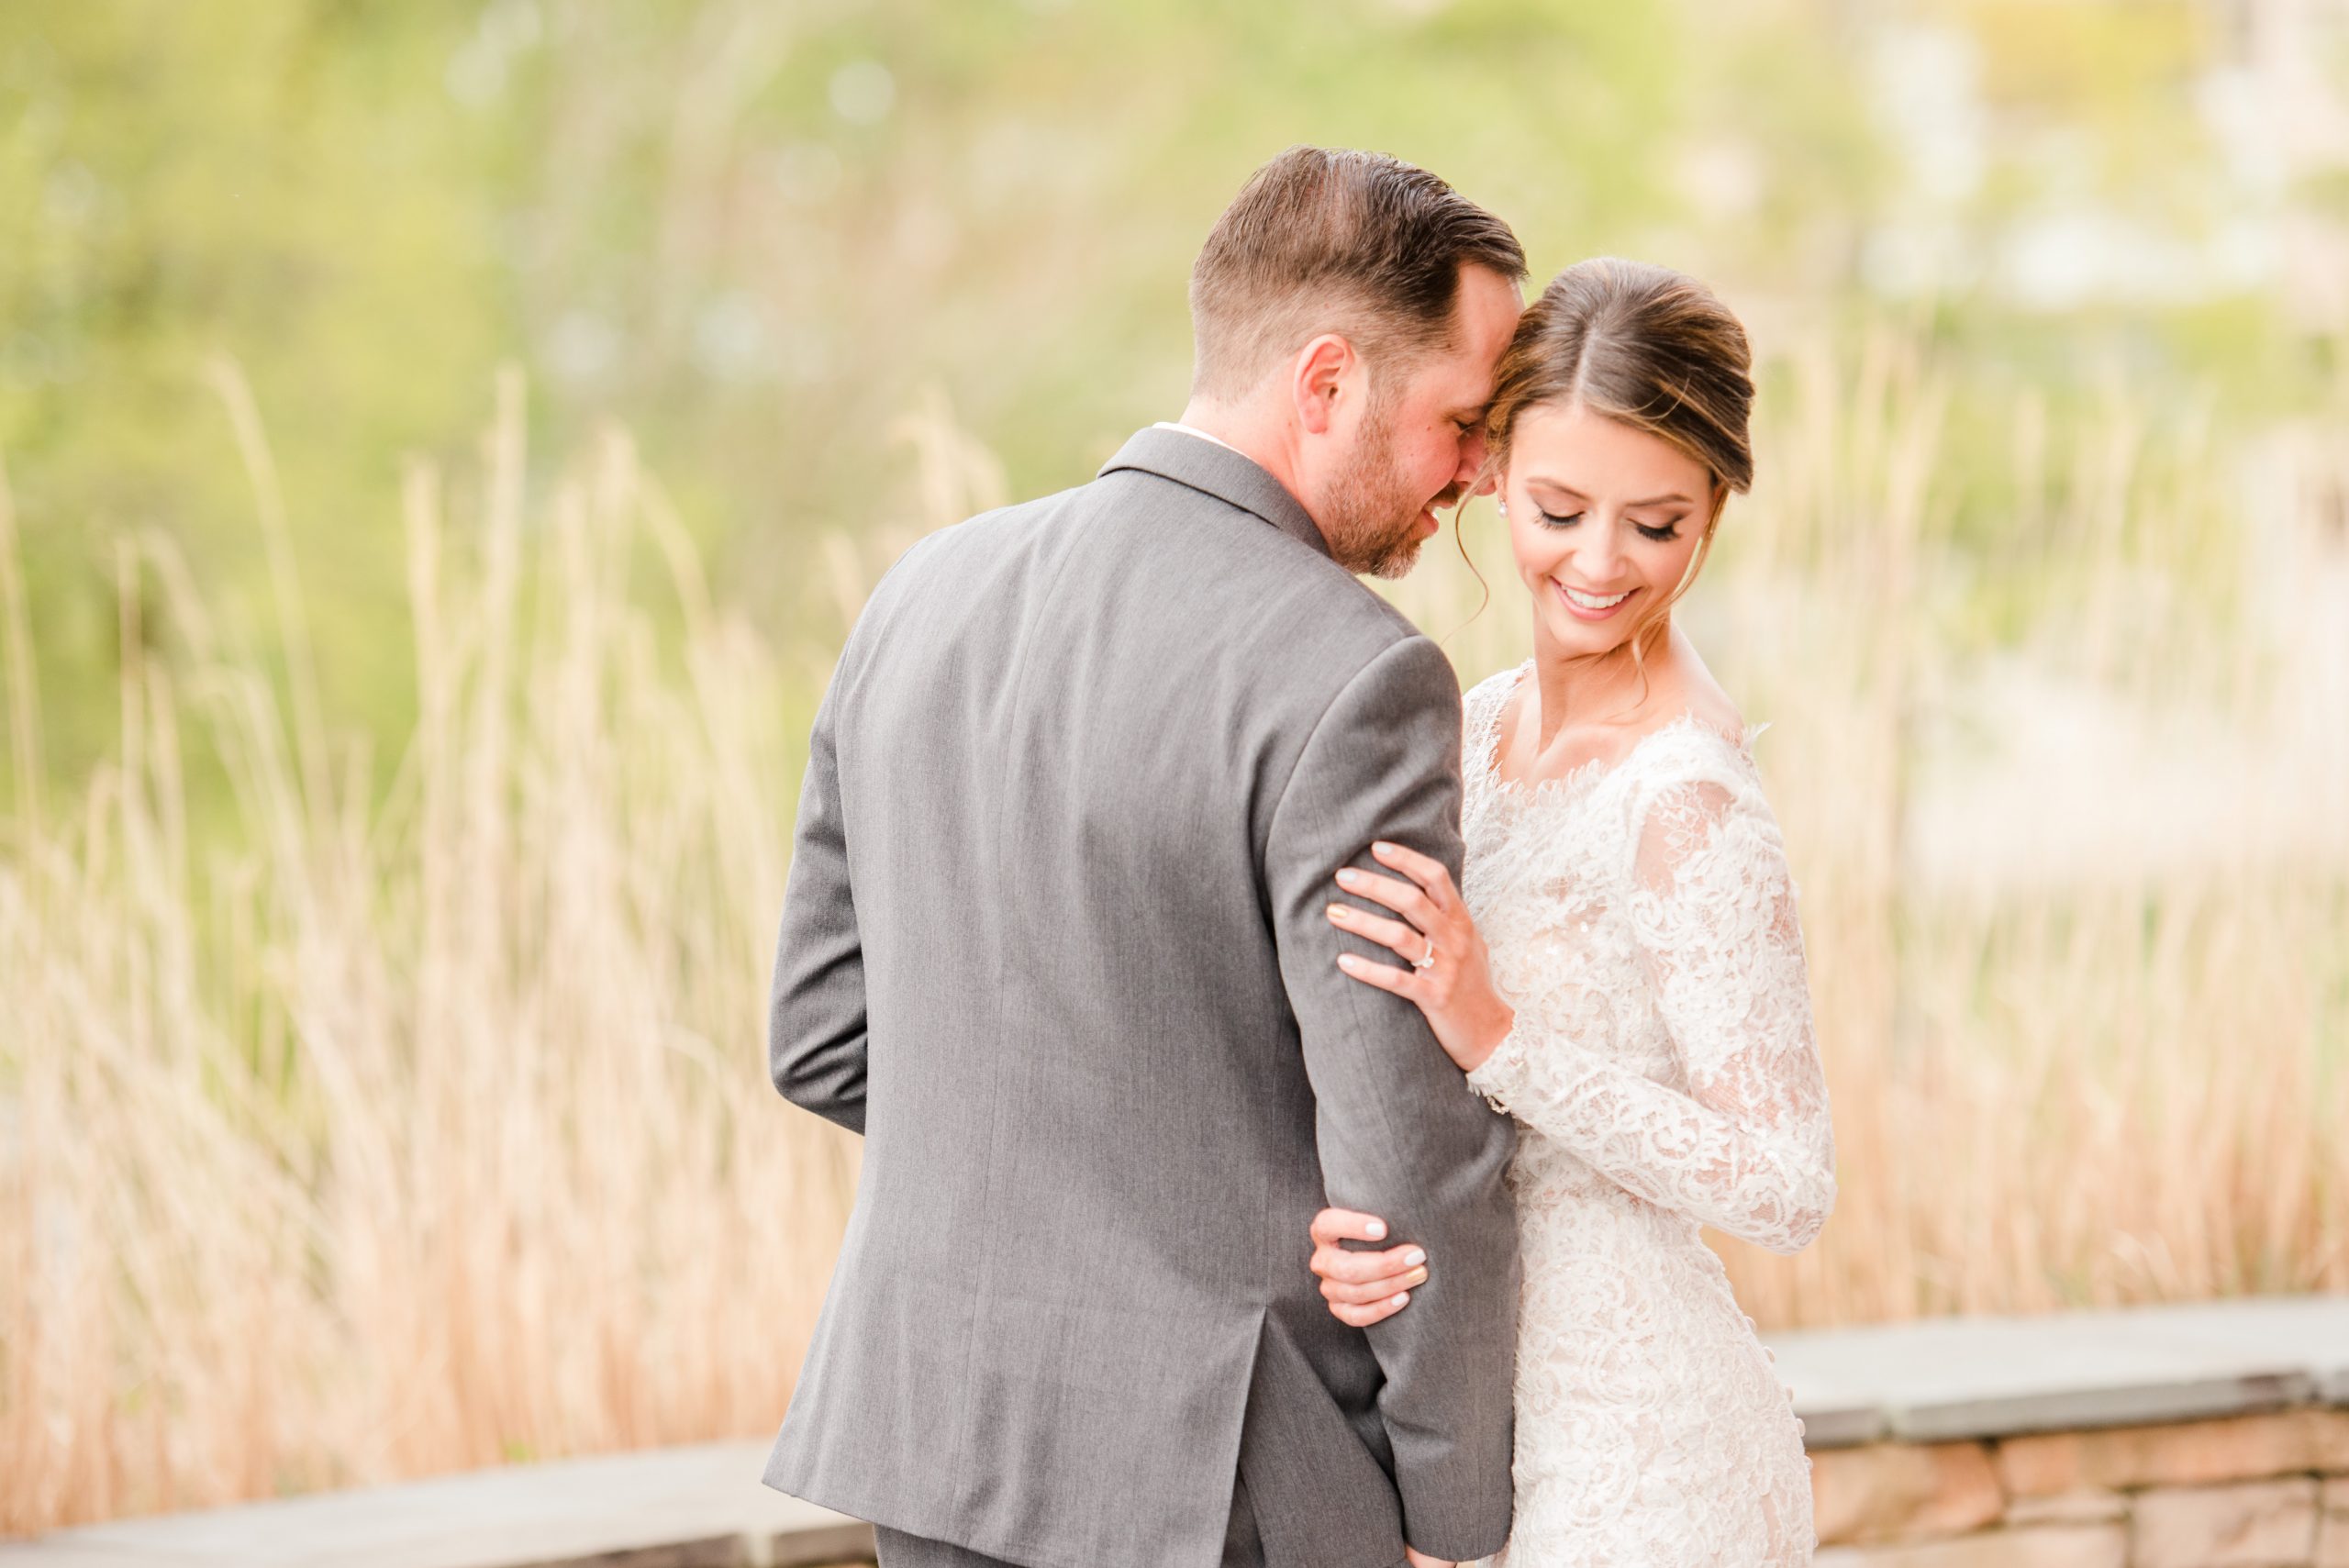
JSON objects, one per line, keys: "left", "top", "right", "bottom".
{"left": 1640, "top": 629, "right": 1745, "bottom": 742}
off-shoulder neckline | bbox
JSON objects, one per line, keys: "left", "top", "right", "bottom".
{"left": 1471, "top": 660, "right": 1764, "bottom": 802}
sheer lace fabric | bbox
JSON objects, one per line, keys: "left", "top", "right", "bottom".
{"left": 1457, "top": 663, "right": 1836, "bottom": 1567}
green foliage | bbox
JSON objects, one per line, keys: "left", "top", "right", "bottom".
{"left": 1, "top": 2, "right": 507, "bottom": 785}
{"left": 0, "top": 0, "right": 2336, "bottom": 805}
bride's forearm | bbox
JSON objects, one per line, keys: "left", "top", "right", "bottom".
{"left": 1464, "top": 1022, "right": 1835, "bottom": 1253}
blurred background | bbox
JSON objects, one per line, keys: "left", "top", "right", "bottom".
{"left": 3, "top": 0, "right": 2345, "bottom": 1536}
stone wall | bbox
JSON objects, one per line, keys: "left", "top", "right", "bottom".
{"left": 1811, "top": 1409, "right": 2349, "bottom": 1566}
{"left": 4, "top": 1296, "right": 2343, "bottom": 1568}
{"left": 1773, "top": 1296, "right": 2349, "bottom": 1568}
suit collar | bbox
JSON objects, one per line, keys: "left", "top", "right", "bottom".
{"left": 1097, "top": 426, "right": 1332, "bottom": 561}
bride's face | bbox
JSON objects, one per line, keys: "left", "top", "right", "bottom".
{"left": 1501, "top": 400, "right": 1715, "bottom": 658}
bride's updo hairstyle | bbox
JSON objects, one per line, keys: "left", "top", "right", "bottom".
{"left": 1480, "top": 258, "right": 1755, "bottom": 653}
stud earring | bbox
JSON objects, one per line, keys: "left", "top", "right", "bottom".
{"left": 1496, "top": 498, "right": 1508, "bottom": 517}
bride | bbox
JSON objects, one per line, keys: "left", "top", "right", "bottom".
{"left": 1310, "top": 258, "right": 1838, "bottom": 1566}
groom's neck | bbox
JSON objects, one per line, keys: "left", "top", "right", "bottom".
{"left": 1173, "top": 397, "right": 1318, "bottom": 521}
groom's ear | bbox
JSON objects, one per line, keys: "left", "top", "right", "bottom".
{"left": 1292, "top": 333, "right": 1358, "bottom": 438}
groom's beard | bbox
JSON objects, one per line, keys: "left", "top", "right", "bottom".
{"left": 1322, "top": 417, "right": 1453, "bottom": 580}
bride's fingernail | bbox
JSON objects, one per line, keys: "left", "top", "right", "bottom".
{"left": 1326, "top": 905, "right": 1347, "bottom": 922}
{"left": 1391, "top": 1292, "right": 1410, "bottom": 1307}
{"left": 1337, "top": 869, "right": 1361, "bottom": 886}
{"left": 1408, "top": 1267, "right": 1428, "bottom": 1285}
{"left": 1366, "top": 1219, "right": 1387, "bottom": 1239}
{"left": 1404, "top": 1249, "right": 1426, "bottom": 1266}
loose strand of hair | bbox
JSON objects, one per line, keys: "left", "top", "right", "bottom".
{"left": 1434, "top": 505, "right": 1493, "bottom": 654}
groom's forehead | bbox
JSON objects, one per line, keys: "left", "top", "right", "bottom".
{"left": 1412, "top": 345, "right": 1497, "bottom": 408}
{"left": 1436, "top": 269, "right": 1526, "bottom": 389}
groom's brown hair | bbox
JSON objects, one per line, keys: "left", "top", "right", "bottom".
{"left": 1187, "top": 146, "right": 1527, "bottom": 402}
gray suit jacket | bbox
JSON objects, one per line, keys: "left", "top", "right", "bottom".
{"left": 763, "top": 428, "right": 1520, "bottom": 1568}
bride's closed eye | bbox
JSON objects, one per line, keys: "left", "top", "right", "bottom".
{"left": 1534, "top": 507, "right": 1681, "bottom": 542}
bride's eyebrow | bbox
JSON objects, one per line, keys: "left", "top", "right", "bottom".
{"left": 1527, "top": 478, "right": 1693, "bottom": 509}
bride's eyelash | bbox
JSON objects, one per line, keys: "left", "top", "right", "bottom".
{"left": 1535, "top": 508, "right": 1683, "bottom": 543}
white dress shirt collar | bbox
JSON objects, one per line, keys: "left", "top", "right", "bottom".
{"left": 1150, "top": 420, "right": 1246, "bottom": 458}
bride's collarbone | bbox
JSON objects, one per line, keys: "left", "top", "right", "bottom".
{"left": 1502, "top": 718, "right": 1646, "bottom": 784}
{"left": 1496, "top": 689, "right": 1737, "bottom": 789}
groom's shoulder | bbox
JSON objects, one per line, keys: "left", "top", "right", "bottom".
{"left": 859, "top": 484, "right": 1083, "bottom": 597}
{"left": 1070, "top": 462, "right": 1424, "bottom": 630}
{"left": 909, "top": 483, "right": 1085, "bottom": 550}
{"left": 889, "top": 464, "right": 1434, "bottom": 673}
{"left": 1077, "top": 470, "right": 1441, "bottom": 701}
{"left": 1235, "top": 595, "right": 1457, "bottom": 751}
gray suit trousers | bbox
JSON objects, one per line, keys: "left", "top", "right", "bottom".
{"left": 876, "top": 1474, "right": 1268, "bottom": 1568}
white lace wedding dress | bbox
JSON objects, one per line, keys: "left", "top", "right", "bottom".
{"left": 1455, "top": 662, "right": 1837, "bottom": 1567}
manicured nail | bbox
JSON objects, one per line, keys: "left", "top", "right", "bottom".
{"left": 1366, "top": 1218, "right": 1386, "bottom": 1239}
{"left": 1373, "top": 841, "right": 1395, "bottom": 856}
{"left": 1404, "top": 1249, "right": 1426, "bottom": 1266}
{"left": 1326, "top": 904, "right": 1348, "bottom": 922}
{"left": 1337, "top": 954, "right": 1360, "bottom": 972}
{"left": 1408, "top": 1267, "right": 1429, "bottom": 1285}
{"left": 1391, "top": 1292, "right": 1410, "bottom": 1307}
{"left": 1337, "top": 868, "right": 1362, "bottom": 885}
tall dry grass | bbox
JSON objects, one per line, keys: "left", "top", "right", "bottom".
{"left": 1, "top": 347, "right": 2344, "bottom": 1533}
{"left": 0, "top": 366, "right": 924, "bottom": 1531}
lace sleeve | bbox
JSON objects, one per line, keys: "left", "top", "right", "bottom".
{"left": 1463, "top": 767, "right": 1837, "bottom": 1255}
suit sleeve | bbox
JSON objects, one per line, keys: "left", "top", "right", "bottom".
{"left": 1264, "top": 634, "right": 1520, "bottom": 1562}
{"left": 768, "top": 672, "right": 869, "bottom": 1134}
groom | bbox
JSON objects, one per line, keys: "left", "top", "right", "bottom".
{"left": 763, "top": 147, "right": 1525, "bottom": 1568}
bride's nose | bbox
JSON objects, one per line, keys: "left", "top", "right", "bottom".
{"left": 1565, "top": 517, "right": 1628, "bottom": 581}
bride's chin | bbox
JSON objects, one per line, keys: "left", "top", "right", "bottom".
{"left": 1543, "top": 612, "right": 1633, "bottom": 653}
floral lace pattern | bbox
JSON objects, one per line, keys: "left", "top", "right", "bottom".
{"left": 1456, "top": 662, "right": 1837, "bottom": 1567}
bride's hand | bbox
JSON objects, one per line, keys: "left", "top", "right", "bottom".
{"left": 1308, "top": 1207, "right": 1427, "bottom": 1328}
{"left": 1329, "top": 840, "right": 1513, "bottom": 1073}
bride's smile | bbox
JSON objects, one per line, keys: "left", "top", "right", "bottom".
{"left": 1502, "top": 399, "right": 1713, "bottom": 662}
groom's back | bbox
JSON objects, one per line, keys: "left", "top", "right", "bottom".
{"left": 763, "top": 429, "right": 1519, "bottom": 1568}
{"left": 837, "top": 445, "right": 1408, "bottom": 1282}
